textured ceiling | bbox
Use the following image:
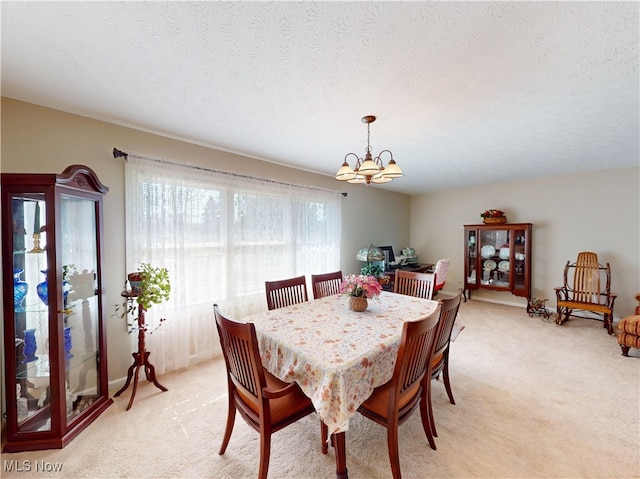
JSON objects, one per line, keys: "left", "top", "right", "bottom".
{"left": 2, "top": 1, "right": 638, "bottom": 195}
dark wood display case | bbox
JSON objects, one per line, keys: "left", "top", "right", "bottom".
{"left": 464, "top": 223, "right": 532, "bottom": 301}
{"left": 2, "top": 165, "right": 113, "bottom": 452}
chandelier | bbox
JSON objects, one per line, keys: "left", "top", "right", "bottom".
{"left": 335, "top": 115, "right": 403, "bottom": 185}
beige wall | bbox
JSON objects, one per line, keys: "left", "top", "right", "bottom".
{"left": 0, "top": 98, "right": 410, "bottom": 392}
{"left": 2, "top": 97, "right": 638, "bottom": 416}
{"left": 410, "top": 168, "right": 640, "bottom": 316}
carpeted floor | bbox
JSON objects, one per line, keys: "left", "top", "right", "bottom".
{"left": 2, "top": 299, "right": 639, "bottom": 478}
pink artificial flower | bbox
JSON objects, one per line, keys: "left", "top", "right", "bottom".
{"left": 339, "top": 274, "right": 383, "bottom": 299}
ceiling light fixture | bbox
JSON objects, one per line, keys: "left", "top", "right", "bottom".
{"left": 335, "top": 115, "right": 403, "bottom": 186}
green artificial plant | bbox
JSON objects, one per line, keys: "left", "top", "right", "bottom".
{"left": 130, "top": 262, "right": 171, "bottom": 310}
{"left": 115, "top": 263, "right": 171, "bottom": 331}
{"left": 360, "top": 262, "right": 384, "bottom": 277}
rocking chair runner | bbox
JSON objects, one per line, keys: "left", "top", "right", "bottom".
{"left": 554, "top": 251, "right": 617, "bottom": 334}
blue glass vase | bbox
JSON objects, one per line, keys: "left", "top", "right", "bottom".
{"left": 36, "top": 270, "right": 48, "bottom": 306}
{"left": 23, "top": 328, "right": 38, "bottom": 363}
{"left": 13, "top": 269, "right": 29, "bottom": 312}
{"left": 64, "top": 326, "right": 73, "bottom": 360}
{"left": 36, "top": 269, "right": 70, "bottom": 307}
{"left": 63, "top": 280, "right": 70, "bottom": 307}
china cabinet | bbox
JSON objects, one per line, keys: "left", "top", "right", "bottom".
{"left": 2, "top": 165, "right": 112, "bottom": 452}
{"left": 464, "top": 223, "right": 532, "bottom": 301}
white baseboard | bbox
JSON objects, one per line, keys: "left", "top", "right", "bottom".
{"left": 465, "top": 296, "right": 526, "bottom": 309}
{"left": 108, "top": 377, "right": 128, "bottom": 394}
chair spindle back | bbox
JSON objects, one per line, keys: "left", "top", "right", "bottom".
{"left": 265, "top": 275, "right": 309, "bottom": 310}
{"left": 394, "top": 270, "right": 435, "bottom": 300}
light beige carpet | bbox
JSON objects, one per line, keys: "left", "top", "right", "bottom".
{"left": 2, "top": 300, "right": 639, "bottom": 478}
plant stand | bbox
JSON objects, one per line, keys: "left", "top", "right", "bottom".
{"left": 114, "top": 291, "right": 167, "bottom": 410}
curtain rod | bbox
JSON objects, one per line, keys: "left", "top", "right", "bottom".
{"left": 113, "top": 147, "right": 347, "bottom": 197}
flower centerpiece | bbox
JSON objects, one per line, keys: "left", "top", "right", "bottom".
{"left": 480, "top": 209, "right": 507, "bottom": 224}
{"left": 339, "top": 274, "right": 383, "bottom": 312}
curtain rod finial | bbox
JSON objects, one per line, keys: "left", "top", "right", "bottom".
{"left": 113, "top": 147, "right": 128, "bottom": 159}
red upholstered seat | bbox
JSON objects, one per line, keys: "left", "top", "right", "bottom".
{"left": 433, "top": 258, "right": 450, "bottom": 294}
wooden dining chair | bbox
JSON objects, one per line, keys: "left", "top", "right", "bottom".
{"left": 214, "top": 304, "right": 316, "bottom": 479}
{"left": 311, "top": 271, "right": 343, "bottom": 299}
{"left": 265, "top": 275, "right": 308, "bottom": 310}
{"left": 394, "top": 269, "right": 436, "bottom": 300}
{"left": 355, "top": 303, "right": 442, "bottom": 479}
{"left": 427, "top": 289, "right": 463, "bottom": 439}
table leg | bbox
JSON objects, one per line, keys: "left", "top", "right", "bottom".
{"left": 321, "top": 421, "right": 329, "bottom": 454}
{"left": 332, "top": 432, "right": 348, "bottom": 479}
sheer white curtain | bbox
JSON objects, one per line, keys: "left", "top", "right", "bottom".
{"left": 124, "top": 155, "right": 342, "bottom": 373}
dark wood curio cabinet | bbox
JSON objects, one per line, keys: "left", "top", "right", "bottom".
{"left": 464, "top": 223, "right": 532, "bottom": 301}
{"left": 2, "top": 165, "right": 112, "bottom": 452}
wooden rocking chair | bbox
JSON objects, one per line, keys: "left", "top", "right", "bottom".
{"left": 554, "top": 252, "right": 617, "bottom": 334}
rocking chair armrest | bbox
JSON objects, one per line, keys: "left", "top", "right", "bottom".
{"left": 263, "top": 381, "right": 300, "bottom": 399}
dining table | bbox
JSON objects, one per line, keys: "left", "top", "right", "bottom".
{"left": 241, "top": 290, "right": 440, "bottom": 479}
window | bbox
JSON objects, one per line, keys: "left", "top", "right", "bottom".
{"left": 124, "top": 155, "right": 341, "bottom": 372}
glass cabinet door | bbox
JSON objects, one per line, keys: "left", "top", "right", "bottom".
{"left": 465, "top": 229, "right": 477, "bottom": 286}
{"left": 10, "top": 194, "right": 103, "bottom": 432}
{"left": 13, "top": 194, "right": 51, "bottom": 432}
{"left": 478, "top": 228, "right": 509, "bottom": 287}
{"left": 60, "top": 193, "right": 102, "bottom": 423}
{"left": 511, "top": 228, "right": 528, "bottom": 295}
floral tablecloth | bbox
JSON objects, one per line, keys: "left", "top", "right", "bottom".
{"left": 241, "top": 291, "right": 439, "bottom": 435}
